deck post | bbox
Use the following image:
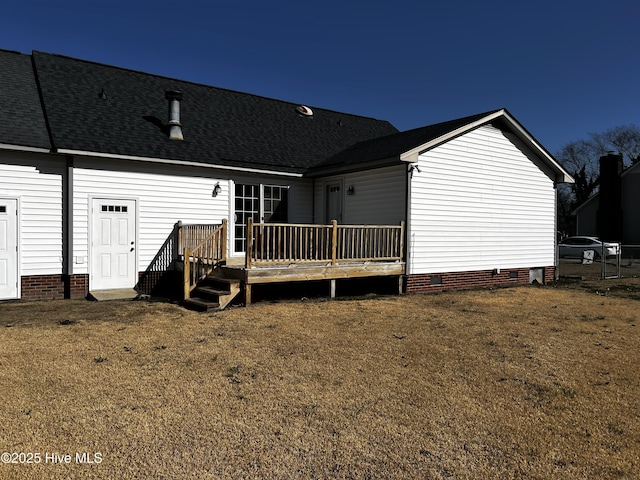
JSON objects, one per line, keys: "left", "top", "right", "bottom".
{"left": 221, "top": 218, "right": 228, "bottom": 262}
{"left": 245, "top": 217, "right": 253, "bottom": 269}
{"left": 331, "top": 220, "right": 338, "bottom": 266}
{"left": 177, "top": 220, "right": 183, "bottom": 256}
{"left": 245, "top": 284, "right": 252, "bottom": 305}
{"left": 399, "top": 220, "right": 405, "bottom": 261}
{"left": 183, "top": 247, "right": 191, "bottom": 300}
{"left": 330, "top": 279, "right": 336, "bottom": 299}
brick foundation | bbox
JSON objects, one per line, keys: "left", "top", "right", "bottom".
{"left": 21, "top": 275, "right": 65, "bottom": 300}
{"left": 544, "top": 266, "right": 556, "bottom": 284}
{"left": 66, "top": 274, "right": 89, "bottom": 299}
{"left": 20, "top": 269, "right": 182, "bottom": 301}
{"left": 405, "top": 266, "right": 556, "bottom": 294}
{"left": 20, "top": 274, "right": 89, "bottom": 300}
{"left": 18, "top": 266, "right": 557, "bottom": 300}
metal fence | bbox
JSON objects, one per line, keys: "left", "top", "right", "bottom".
{"left": 559, "top": 244, "right": 640, "bottom": 280}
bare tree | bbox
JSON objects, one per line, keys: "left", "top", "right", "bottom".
{"left": 592, "top": 125, "right": 640, "bottom": 165}
{"left": 555, "top": 124, "right": 640, "bottom": 235}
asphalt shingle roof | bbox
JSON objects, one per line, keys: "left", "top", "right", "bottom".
{"left": 0, "top": 50, "right": 50, "bottom": 149}
{"left": 31, "top": 51, "right": 399, "bottom": 174}
{"left": 309, "top": 109, "right": 503, "bottom": 173}
{"left": 3, "top": 51, "right": 556, "bottom": 180}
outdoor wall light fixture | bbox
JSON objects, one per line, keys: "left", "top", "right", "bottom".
{"left": 212, "top": 182, "right": 222, "bottom": 197}
{"left": 347, "top": 185, "right": 355, "bottom": 196}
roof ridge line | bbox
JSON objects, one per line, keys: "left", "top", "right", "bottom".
{"left": 31, "top": 50, "right": 394, "bottom": 125}
{"left": 0, "top": 48, "right": 29, "bottom": 56}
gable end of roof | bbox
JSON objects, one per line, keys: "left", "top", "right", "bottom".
{"left": 399, "top": 108, "right": 574, "bottom": 184}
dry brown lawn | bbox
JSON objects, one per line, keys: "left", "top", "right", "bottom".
{"left": 0, "top": 280, "right": 639, "bottom": 479}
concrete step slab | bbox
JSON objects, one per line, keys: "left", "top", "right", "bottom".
{"left": 89, "top": 288, "right": 139, "bottom": 301}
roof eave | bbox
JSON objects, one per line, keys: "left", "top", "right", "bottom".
{"left": 56, "top": 149, "right": 305, "bottom": 177}
{"left": 621, "top": 159, "right": 640, "bottom": 177}
{"left": 0, "top": 143, "right": 51, "bottom": 154}
{"left": 572, "top": 193, "right": 598, "bottom": 215}
{"left": 304, "top": 156, "right": 401, "bottom": 178}
{"left": 399, "top": 109, "right": 575, "bottom": 184}
{"left": 499, "top": 111, "right": 575, "bottom": 184}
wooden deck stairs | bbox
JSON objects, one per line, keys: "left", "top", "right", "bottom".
{"left": 183, "top": 270, "right": 241, "bottom": 312}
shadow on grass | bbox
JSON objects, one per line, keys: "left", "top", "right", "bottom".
{"left": 248, "top": 276, "right": 400, "bottom": 304}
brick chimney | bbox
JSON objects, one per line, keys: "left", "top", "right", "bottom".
{"left": 596, "top": 153, "right": 623, "bottom": 241}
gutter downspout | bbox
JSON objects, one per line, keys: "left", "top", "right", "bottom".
{"left": 63, "top": 155, "right": 74, "bottom": 298}
{"left": 404, "top": 162, "right": 413, "bottom": 288}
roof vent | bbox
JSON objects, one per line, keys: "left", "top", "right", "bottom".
{"left": 165, "top": 90, "right": 184, "bottom": 140}
{"left": 295, "top": 105, "right": 313, "bottom": 117}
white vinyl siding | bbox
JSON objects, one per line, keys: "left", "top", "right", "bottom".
{"left": 0, "top": 151, "right": 63, "bottom": 275}
{"left": 73, "top": 159, "right": 230, "bottom": 274}
{"left": 314, "top": 165, "right": 406, "bottom": 225}
{"left": 72, "top": 158, "right": 314, "bottom": 273}
{"left": 228, "top": 174, "right": 313, "bottom": 224}
{"left": 408, "top": 125, "right": 556, "bottom": 275}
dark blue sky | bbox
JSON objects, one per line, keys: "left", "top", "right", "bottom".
{"left": 2, "top": 0, "right": 638, "bottom": 154}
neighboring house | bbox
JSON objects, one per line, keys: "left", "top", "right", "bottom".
{"left": 574, "top": 153, "right": 640, "bottom": 244}
{"left": 0, "top": 49, "right": 573, "bottom": 303}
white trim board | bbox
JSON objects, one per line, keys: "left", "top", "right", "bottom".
{"left": 0, "top": 197, "right": 20, "bottom": 299}
{"left": 58, "top": 149, "right": 304, "bottom": 178}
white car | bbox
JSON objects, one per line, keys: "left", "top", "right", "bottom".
{"left": 558, "top": 236, "right": 618, "bottom": 259}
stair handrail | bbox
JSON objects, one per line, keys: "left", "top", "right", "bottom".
{"left": 183, "top": 219, "right": 227, "bottom": 300}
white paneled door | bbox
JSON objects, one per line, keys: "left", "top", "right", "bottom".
{"left": 0, "top": 198, "right": 18, "bottom": 300}
{"left": 90, "top": 198, "right": 137, "bottom": 290}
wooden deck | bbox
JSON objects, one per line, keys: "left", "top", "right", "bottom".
{"left": 221, "top": 259, "right": 405, "bottom": 304}
{"left": 181, "top": 220, "right": 405, "bottom": 308}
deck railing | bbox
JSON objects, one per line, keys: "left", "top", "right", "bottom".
{"left": 337, "top": 224, "right": 405, "bottom": 261}
{"left": 178, "top": 222, "right": 223, "bottom": 254}
{"left": 246, "top": 219, "right": 404, "bottom": 268}
{"left": 183, "top": 220, "right": 227, "bottom": 300}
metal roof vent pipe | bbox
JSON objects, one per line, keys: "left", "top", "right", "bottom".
{"left": 165, "top": 90, "right": 184, "bottom": 140}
